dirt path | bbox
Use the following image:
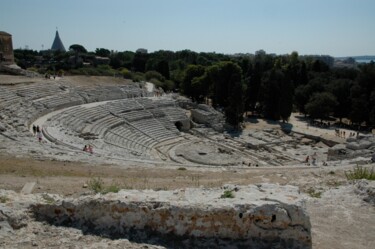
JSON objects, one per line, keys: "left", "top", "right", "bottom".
{"left": 0, "top": 153, "right": 353, "bottom": 195}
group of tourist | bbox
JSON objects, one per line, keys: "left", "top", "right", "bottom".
{"left": 32, "top": 124, "right": 43, "bottom": 142}
{"left": 334, "top": 129, "right": 359, "bottom": 138}
{"left": 83, "top": 144, "right": 93, "bottom": 154}
{"left": 310, "top": 120, "right": 331, "bottom": 128}
{"left": 32, "top": 123, "right": 94, "bottom": 153}
{"left": 305, "top": 153, "right": 328, "bottom": 166}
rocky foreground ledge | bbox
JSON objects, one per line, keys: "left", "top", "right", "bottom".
{"left": 1, "top": 184, "right": 311, "bottom": 248}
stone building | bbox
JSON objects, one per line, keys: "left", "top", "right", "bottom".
{"left": 0, "top": 31, "right": 14, "bottom": 64}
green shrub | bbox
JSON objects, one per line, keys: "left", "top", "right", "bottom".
{"left": 120, "top": 68, "right": 132, "bottom": 79}
{"left": 0, "top": 195, "right": 9, "bottom": 203}
{"left": 87, "top": 178, "right": 122, "bottom": 194}
{"left": 27, "top": 67, "right": 38, "bottom": 72}
{"left": 132, "top": 72, "right": 145, "bottom": 82}
{"left": 87, "top": 177, "right": 104, "bottom": 193}
{"left": 149, "top": 78, "right": 162, "bottom": 86}
{"left": 177, "top": 167, "right": 187, "bottom": 171}
{"left": 221, "top": 190, "right": 235, "bottom": 198}
{"left": 41, "top": 193, "right": 56, "bottom": 204}
{"left": 69, "top": 65, "right": 116, "bottom": 76}
{"left": 57, "top": 69, "right": 64, "bottom": 76}
{"left": 97, "top": 64, "right": 116, "bottom": 76}
{"left": 306, "top": 188, "right": 322, "bottom": 198}
{"left": 345, "top": 165, "right": 375, "bottom": 180}
{"left": 145, "top": 70, "right": 165, "bottom": 82}
{"left": 162, "top": 80, "right": 175, "bottom": 91}
{"left": 103, "top": 183, "right": 120, "bottom": 194}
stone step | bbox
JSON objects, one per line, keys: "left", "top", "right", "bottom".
{"left": 20, "top": 182, "right": 36, "bottom": 194}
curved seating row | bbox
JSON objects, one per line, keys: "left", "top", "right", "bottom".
{"left": 44, "top": 97, "right": 187, "bottom": 160}
{"left": 0, "top": 87, "right": 21, "bottom": 107}
{"left": 12, "top": 81, "right": 64, "bottom": 100}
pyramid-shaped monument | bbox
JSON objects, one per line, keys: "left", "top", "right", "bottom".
{"left": 51, "top": 30, "right": 66, "bottom": 52}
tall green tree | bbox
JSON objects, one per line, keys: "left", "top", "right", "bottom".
{"left": 245, "top": 62, "right": 262, "bottom": 112}
{"left": 69, "top": 44, "right": 87, "bottom": 53}
{"left": 259, "top": 69, "right": 289, "bottom": 120}
{"left": 95, "top": 48, "right": 111, "bottom": 57}
{"left": 305, "top": 92, "right": 338, "bottom": 120}
{"left": 279, "top": 78, "right": 293, "bottom": 122}
{"left": 225, "top": 81, "right": 245, "bottom": 127}
{"left": 132, "top": 51, "right": 148, "bottom": 72}
{"left": 156, "top": 60, "right": 170, "bottom": 80}
{"left": 205, "top": 61, "right": 242, "bottom": 107}
{"left": 347, "top": 63, "right": 375, "bottom": 125}
{"left": 326, "top": 79, "right": 353, "bottom": 122}
{"left": 298, "top": 61, "right": 308, "bottom": 85}
{"left": 370, "top": 90, "right": 375, "bottom": 125}
{"left": 294, "top": 76, "right": 328, "bottom": 114}
{"left": 181, "top": 65, "right": 205, "bottom": 100}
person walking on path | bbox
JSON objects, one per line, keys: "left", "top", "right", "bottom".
{"left": 311, "top": 152, "right": 317, "bottom": 165}
{"left": 32, "top": 125, "right": 37, "bottom": 135}
{"left": 37, "top": 131, "right": 43, "bottom": 142}
{"left": 305, "top": 155, "right": 310, "bottom": 164}
{"left": 88, "top": 145, "right": 93, "bottom": 154}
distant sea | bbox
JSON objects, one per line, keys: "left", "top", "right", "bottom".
{"left": 353, "top": 56, "right": 375, "bottom": 64}
{"left": 336, "top": 56, "right": 375, "bottom": 64}
{"left": 355, "top": 59, "right": 373, "bottom": 63}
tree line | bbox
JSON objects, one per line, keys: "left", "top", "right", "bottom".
{"left": 13, "top": 46, "right": 375, "bottom": 129}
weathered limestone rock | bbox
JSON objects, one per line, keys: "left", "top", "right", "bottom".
{"left": 190, "top": 104, "right": 225, "bottom": 132}
{"left": 327, "top": 144, "right": 344, "bottom": 160}
{"left": 355, "top": 180, "right": 375, "bottom": 205}
{"left": 358, "top": 140, "right": 372, "bottom": 150}
{"left": 0, "top": 124, "right": 6, "bottom": 132}
{"left": 31, "top": 184, "right": 312, "bottom": 248}
{"left": 301, "top": 138, "right": 313, "bottom": 145}
{"left": 172, "top": 141, "right": 242, "bottom": 166}
{"left": 329, "top": 136, "right": 375, "bottom": 160}
{"left": 0, "top": 190, "right": 34, "bottom": 239}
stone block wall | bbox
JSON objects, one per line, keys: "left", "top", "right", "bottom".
{"left": 0, "top": 31, "right": 14, "bottom": 64}
{"left": 32, "top": 184, "right": 312, "bottom": 248}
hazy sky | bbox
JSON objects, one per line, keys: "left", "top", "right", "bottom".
{"left": 1, "top": 0, "right": 374, "bottom": 56}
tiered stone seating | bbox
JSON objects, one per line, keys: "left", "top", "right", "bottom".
{"left": 33, "top": 93, "right": 84, "bottom": 110}
{"left": 161, "top": 107, "right": 188, "bottom": 121}
{"left": 119, "top": 84, "right": 145, "bottom": 98}
{"left": 0, "top": 86, "right": 21, "bottom": 107}
{"left": 82, "top": 115, "right": 125, "bottom": 137}
{"left": 104, "top": 124, "right": 157, "bottom": 156}
{"left": 136, "top": 98, "right": 155, "bottom": 109}
{"left": 13, "top": 82, "right": 63, "bottom": 100}
{"left": 156, "top": 116, "right": 179, "bottom": 131}
{"left": 102, "top": 99, "right": 143, "bottom": 114}
{"left": 149, "top": 108, "right": 166, "bottom": 118}
{"left": 149, "top": 107, "right": 188, "bottom": 132}
{"left": 14, "top": 84, "right": 191, "bottom": 160}
{"left": 43, "top": 125, "right": 86, "bottom": 150}
{"left": 76, "top": 85, "right": 144, "bottom": 103}
{"left": 53, "top": 111, "right": 86, "bottom": 133}
{"left": 54, "top": 106, "right": 109, "bottom": 132}
{"left": 130, "top": 118, "right": 178, "bottom": 142}
{"left": 119, "top": 110, "right": 153, "bottom": 122}
{"left": 154, "top": 98, "right": 176, "bottom": 108}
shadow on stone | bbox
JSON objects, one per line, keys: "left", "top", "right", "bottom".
{"left": 30, "top": 185, "right": 312, "bottom": 249}
{"left": 31, "top": 210, "right": 309, "bottom": 249}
